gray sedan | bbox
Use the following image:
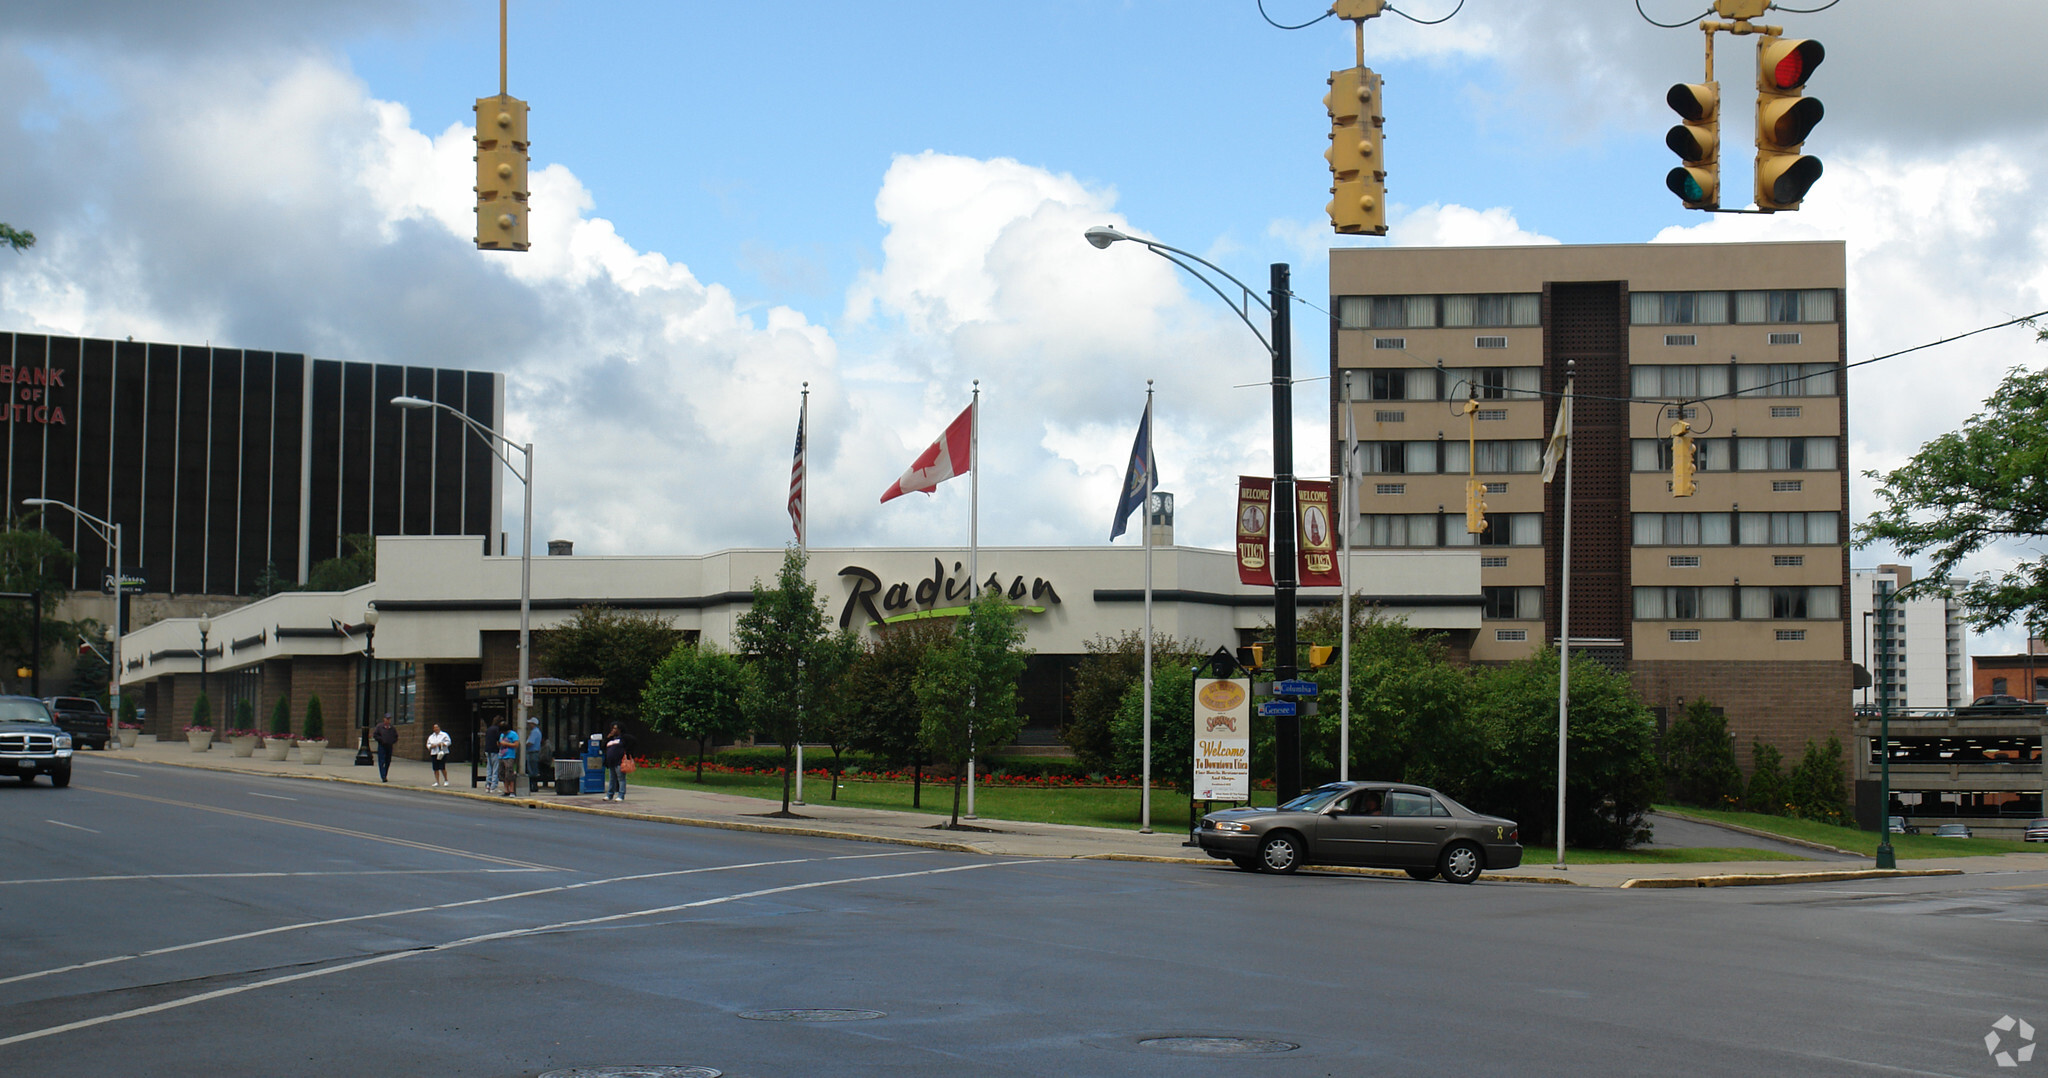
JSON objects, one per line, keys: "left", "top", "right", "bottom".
{"left": 1197, "top": 782, "right": 1522, "bottom": 884}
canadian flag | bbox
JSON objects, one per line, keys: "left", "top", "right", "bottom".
{"left": 880, "top": 403, "right": 973, "bottom": 503}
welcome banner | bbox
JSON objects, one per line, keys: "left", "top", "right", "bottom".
{"left": 1235, "top": 476, "right": 1273, "bottom": 587}
{"left": 1295, "top": 479, "right": 1342, "bottom": 588}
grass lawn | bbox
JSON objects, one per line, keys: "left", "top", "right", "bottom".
{"left": 1656, "top": 805, "right": 2037, "bottom": 859}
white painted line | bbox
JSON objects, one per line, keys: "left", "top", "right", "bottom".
{"left": 246, "top": 792, "right": 297, "bottom": 801}
{"left": 98, "top": 770, "right": 140, "bottom": 778}
{"left": 0, "top": 857, "right": 1047, "bottom": 1048}
{"left": 45, "top": 820, "right": 100, "bottom": 834}
{"left": 0, "top": 852, "right": 915, "bottom": 987}
{"left": 0, "top": 868, "right": 549, "bottom": 887}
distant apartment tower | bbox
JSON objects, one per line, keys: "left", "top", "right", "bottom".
{"left": 1330, "top": 241, "right": 1850, "bottom": 763}
{"left": 1849, "top": 564, "right": 1967, "bottom": 711}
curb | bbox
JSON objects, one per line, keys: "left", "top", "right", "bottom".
{"left": 1651, "top": 808, "right": 1861, "bottom": 856}
{"left": 1083, "top": 852, "right": 1582, "bottom": 885}
{"left": 1618, "top": 868, "right": 1963, "bottom": 889}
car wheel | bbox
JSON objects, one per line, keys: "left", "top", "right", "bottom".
{"left": 1438, "top": 842, "right": 1482, "bottom": 885}
{"left": 1258, "top": 832, "right": 1303, "bottom": 874}
{"left": 1406, "top": 868, "right": 1439, "bottom": 881}
{"left": 1229, "top": 855, "right": 1259, "bottom": 872}
{"left": 49, "top": 763, "right": 71, "bottom": 788}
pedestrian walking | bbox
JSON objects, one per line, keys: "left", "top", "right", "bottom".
{"left": 602, "top": 722, "right": 631, "bottom": 802}
{"left": 498, "top": 720, "right": 521, "bottom": 796}
{"left": 372, "top": 713, "right": 398, "bottom": 782}
{"left": 426, "top": 723, "right": 451, "bottom": 786}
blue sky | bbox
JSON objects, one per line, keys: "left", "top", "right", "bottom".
{"left": 3, "top": 0, "right": 2047, "bottom": 651}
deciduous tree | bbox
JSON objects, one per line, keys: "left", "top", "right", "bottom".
{"left": 734, "top": 548, "right": 859, "bottom": 815}
{"left": 537, "top": 604, "right": 682, "bottom": 734}
{"left": 641, "top": 640, "right": 749, "bottom": 782}
{"left": 916, "top": 590, "right": 1030, "bottom": 827}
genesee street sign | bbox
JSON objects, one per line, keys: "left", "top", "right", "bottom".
{"left": 1257, "top": 701, "right": 1297, "bottom": 717}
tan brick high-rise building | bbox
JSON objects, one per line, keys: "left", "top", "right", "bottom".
{"left": 1330, "top": 241, "right": 1850, "bottom": 765}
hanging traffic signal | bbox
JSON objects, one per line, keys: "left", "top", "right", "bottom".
{"left": 1465, "top": 477, "right": 1488, "bottom": 533}
{"left": 1671, "top": 419, "right": 1697, "bottom": 497}
{"left": 1664, "top": 81, "right": 1719, "bottom": 209}
{"left": 474, "top": 94, "right": 531, "bottom": 251}
{"left": 1238, "top": 643, "right": 1267, "bottom": 672}
{"left": 1755, "top": 36, "right": 1824, "bottom": 211}
{"left": 1308, "top": 644, "right": 1339, "bottom": 669}
{"left": 1325, "top": 67, "right": 1386, "bottom": 236}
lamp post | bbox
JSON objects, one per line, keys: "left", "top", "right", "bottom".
{"left": 22, "top": 498, "right": 123, "bottom": 742}
{"left": 1085, "top": 225, "right": 1303, "bottom": 800}
{"left": 355, "top": 606, "right": 381, "bottom": 765}
{"left": 197, "top": 613, "right": 212, "bottom": 729}
{"left": 392, "top": 394, "right": 532, "bottom": 792}
{"left": 1875, "top": 582, "right": 1896, "bottom": 869}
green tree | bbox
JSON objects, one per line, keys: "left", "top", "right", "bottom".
{"left": 843, "top": 620, "right": 952, "bottom": 807}
{"left": 1108, "top": 660, "right": 1195, "bottom": 789}
{"left": 641, "top": 640, "right": 750, "bottom": 781}
{"left": 119, "top": 694, "right": 138, "bottom": 730}
{"left": 537, "top": 604, "right": 682, "bottom": 734}
{"left": 916, "top": 589, "right": 1031, "bottom": 827}
{"left": 305, "top": 534, "right": 375, "bottom": 591}
{"left": 0, "top": 520, "right": 77, "bottom": 679}
{"left": 303, "top": 694, "right": 325, "bottom": 742}
{"left": 733, "top": 548, "right": 860, "bottom": 815}
{"left": 1466, "top": 648, "right": 1661, "bottom": 849}
{"left": 249, "top": 562, "right": 294, "bottom": 599}
{"left": 1662, "top": 698, "right": 1745, "bottom": 808}
{"left": 269, "top": 696, "right": 292, "bottom": 739}
{"left": 190, "top": 691, "right": 214, "bottom": 731}
{"left": 0, "top": 223, "right": 34, "bottom": 253}
{"left": 1299, "top": 604, "right": 1476, "bottom": 789}
{"left": 1787, "top": 736, "right": 1850, "bottom": 824}
{"left": 232, "top": 698, "right": 256, "bottom": 734}
{"left": 1745, "top": 740, "right": 1788, "bottom": 815}
{"left": 1856, "top": 361, "right": 2048, "bottom": 630}
{"left": 1065, "top": 630, "right": 1207, "bottom": 772}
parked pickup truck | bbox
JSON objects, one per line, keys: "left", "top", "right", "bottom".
{"left": 0, "top": 696, "right": 72, "bottom": 786}
{"left": 43, "top": 696, "right": 109, "bottom": 750}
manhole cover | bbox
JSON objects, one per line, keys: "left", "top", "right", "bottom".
{"left": 1137, "top": 1036, "right": 1299, "bottom": 1055}
{"left": 539, "top": 1069, "right": 721, "bottom": 1078}
{"left": 737, "top": 1008, "right": 886, "bottom": 1022}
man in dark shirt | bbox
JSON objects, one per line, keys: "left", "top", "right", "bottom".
{"left": 372, "top": 714, "right": 398, "bottom": 782}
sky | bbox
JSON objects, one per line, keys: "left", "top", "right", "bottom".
{"left": 1, "top": 0, "right": 2045, "bottom": 650}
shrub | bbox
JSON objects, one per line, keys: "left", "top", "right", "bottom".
{"left": 119, "top": 694, "right": 139, "bottom": 729}
{"left": 980, "top": 755, "right": 1095, "bottom": 781}
{"left": 1662, "top": 699, "right": 1744, "bottom": 808}
{"left": 1745, "top": 741, "right": 1788, "bottom": 815}
{"left": 1787, "top": 736, "right": 1849, "bottom": 824}
{"left": 269, "top": 696, "right": 291, "bottom": 738}
{"left": 303, "top": 694, "right": 325, "bottom": 741}
{"left": 190, "top": 691, "right": 213, "bottom": 729}
{"left": 233, "top": 698, "right": 256, "bottom": 733}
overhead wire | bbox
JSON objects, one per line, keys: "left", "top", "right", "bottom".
{"left": 1387, "top": 1, "right": 1466, "bottom": 26}
{"left": 1773, "top": 0, "right": 1843, "bottom": 12}
{"left": 1257, "top": 0, "right": 1333, "bottom": 30}
{"left": 1635, "top": 0, "right": 1714, "bottom": 29}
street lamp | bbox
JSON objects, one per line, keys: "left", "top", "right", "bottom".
{"left": 196, "top": 612, "right": 213, "bottom": 718}
{"left": 355, "top": 606, "right": 381, "bottom": 766}
{"left": 392, "top": 394, "right": 533, "bottom": 793}
{"left": 1085, "top": 224, "right": 1305, "bottom": 801}
{"left": 1875, "top": 584, "right": 1896, "bottom": 869}
{"left": 22, "top": 497, "right": 123, "bottom": 742}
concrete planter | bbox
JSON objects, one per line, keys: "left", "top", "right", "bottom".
{"left": 264, "top": 738, "right": 293, "bottom": 761}
{"left": 229, "top": 735, "right": 260, "bottom": 757}
{"left": 298, "top": 739, "right": 327, "bottom": 764}
{"left": 186, "top": 729, "right": 213, "bottom": 752}
{"left": 116, "top": 728, "right": 138, "bottom": 749}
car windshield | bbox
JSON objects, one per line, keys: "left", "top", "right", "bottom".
{"left": 1279, "top": 786, "right": 1351, "bottom": 812}
{"left": 0, "top": 698, "right": 52, "bottom": 723}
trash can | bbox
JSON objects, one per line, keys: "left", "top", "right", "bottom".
{"left": 553, "top": 757, "right": 583, "bottom": 796}
{"left": 581, "top": 733, "right": 606, "bottom": 795}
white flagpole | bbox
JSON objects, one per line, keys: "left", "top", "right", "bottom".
{"left": 1140, "top": 383, "right": 1155, "bottom": 834}
{"left": 1340, "top": 383, "right": 1355, "bottom": 782}
{"left": 1554, "top": 369, "right": 1574, "bottom": 870}
{"left": 967, "top": 381, "right": 980, "bottom": 820}
{"left": 795, "top": 384, "right": 807, "bottom": 806}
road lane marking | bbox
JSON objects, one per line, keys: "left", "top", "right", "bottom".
{"left": 0, "top": 852, "right": 914, "bottom": 987}
{"left": 0, "top": 868, "right": 550, "bottom": 887}
{"left": 79, "top": 785, "right": 558, "bottom": 870}
{"left": 45, "top": 820, "right": 100, "bottom": 834}
{"left": 0, "top": 857, "right": 1047, "bottom": 1048}
{"left": 247, "top": 792, "right": 297, "bottom": 801}
{"left": 98, "top": 770, "right": 140, "bottom": 777}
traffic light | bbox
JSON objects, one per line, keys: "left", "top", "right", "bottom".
{"left": 1237, "top": 643, "right": 1267, "bottom": 672}
{"left": 1670, "top": 419, "right": 1697, "bottom": 497}
{"left": 474, "top": 94, "right": 530, "bottom": 251}
{"left": 1663, "top": 81, "right": 1719, "bottom": 209}
{"left": 1308, "top": 644, "right": 1338, "bottom": 669}
{"left": 1325, "top": 67, "right": 1386, "bottom": 236}
{"left": 1754, "top": 36, "right": 1824, "bottom": 211}
{"left": 1465, "top": 477, "right": 1488, "bottom": 534}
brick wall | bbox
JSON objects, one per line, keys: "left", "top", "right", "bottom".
{"left": 1628, "top": 658, "right": 1854, "bottom": 775}
{"left": 292, "top": 656, "right": 358, "bottom": 745}
{"left": 256, "top": 659, "right": 293, "bottom": 737}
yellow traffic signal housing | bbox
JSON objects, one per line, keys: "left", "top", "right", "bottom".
{"left": 1238, "top": 643, "right": 1267, "bottom": 672}
{"left": 474, "top": 94, "right": 531, "bottom": 251}
{"left": 1754, "top": 36, "right": 1824, "bottom": 211}
{"left": 1325, "top": 67, "right": 1386, "bottom": 236}
{"left": 1464, "top": 477, "right": 1488, "bottom": 534}
{"left": 1670, "top": 420, "right": 1697, "bottom": 497}
{"left": 1308, "top": 644, "right": 1338, "bottom": 669}
{"left": 1663, "top": 81, "right": 1719, "bottom": 209}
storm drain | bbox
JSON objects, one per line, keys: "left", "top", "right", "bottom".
{"left": 1137, "top": 1036, "right": 1299, "bottom": 1055}
{"left": 538, "top": 1068, "right": 721, "bottom": 1078}
{"left": 737, "top": 1008, "right": 887, "bottom": 1023}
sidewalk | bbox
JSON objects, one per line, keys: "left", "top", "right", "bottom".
{"left": 86, "top": 737, "right": 2037, "bottom": 889}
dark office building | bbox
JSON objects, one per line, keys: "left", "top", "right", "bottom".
{"left": 0, "top": 332, "right": 502, "bottom": 596}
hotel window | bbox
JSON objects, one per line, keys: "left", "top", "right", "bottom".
{"left": 1478, "top": 513, "right": 1543, "bottom": 546}
{"left": 1632, "top": 438, "right": 1722, "bottom": 472}
{"left": 1734, "top": 363, "right": 1837, "bottom": 397}
{"left": 1634, "top": 586, "right": 1735, "bottom": 620}
{"left": 1732, "top": 289, "right": 1836, "bottom": 324}
{"left": 1632, "top": 512, "right": 1734, "bottom": 546}
{"left": 1357, "top": 514, "right": 1433, "bottom": 547}
{"left": 1443, "top": 293, "right": 1541, "bottom": 327}
{"left": 1736, "top": 511, "right": 1839, "bottom": 545}
{"left": 1483, "top": 586, "right": 1542, "bottom": 620}
{"left": 1734, "top": 436, "right": 1837, "bottom": 470}
{"left": 1630, "top": 364, "right": 1731, "bottom": 398}
{"left": 1372, "top": 369, "right": 1409, "bottom": 401}
{"left": 1738, "top": 585, "right": 1841, "bottom": 619}
{"left": 1628, "top": 291, "right": 1730, "bottom": 325}
{"left": 1441, "top": 439, "right": 1542, "bottom": 473}
{"left": 1445, "top": 366, "right": 1540, "bottom": 400}
{"left": 1359, "top": 441, "right": 1438, "bottom": 474}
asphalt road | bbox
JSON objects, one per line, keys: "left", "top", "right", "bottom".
{"left": 3, "top": 756, "right": 2044, "bottom": 1077}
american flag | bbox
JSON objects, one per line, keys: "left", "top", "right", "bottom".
{"left": 788, "top": 397, "right": 806, "bottom": 546}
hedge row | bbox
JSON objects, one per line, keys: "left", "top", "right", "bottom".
{"left": 698, "top": 747, "right": 1103, "bottom": 781}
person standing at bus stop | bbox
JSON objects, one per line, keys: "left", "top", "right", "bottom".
{"left": 498, "top": 720, "right": 521, "bottom": 797}
{"left": 602, "top": 722, "right": 631, "bottom": 802}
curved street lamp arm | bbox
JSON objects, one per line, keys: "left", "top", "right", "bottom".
{"left": 1123, "top": 236, "right": 1275, "bottom": 319}
{"left": 1151, "top": 249, "right": 1275, "bottom": 355}
{"left": 401, "top": 399, "right": 531, "bottom": 484}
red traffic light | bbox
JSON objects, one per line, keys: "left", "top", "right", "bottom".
{"left": 1759, "top": 38, "right": 1824, "bottom": 91}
